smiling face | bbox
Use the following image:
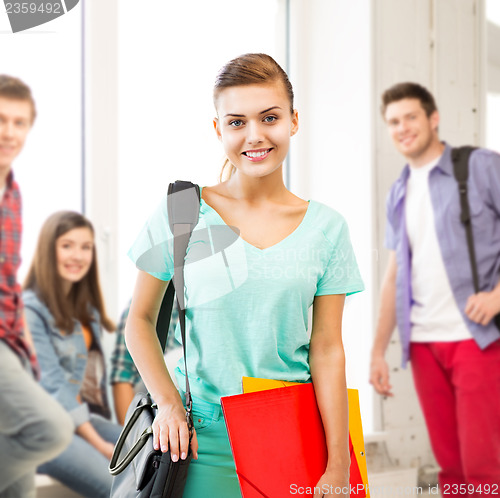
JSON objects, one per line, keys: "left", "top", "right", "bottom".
{"left": 0, "top": 97, "right": 33, "bottom": 176}
{"left": 384, "top": 98, "right": 441, "bottom": 166}
{"left": 55, "top": 227, "right": 94, "bottom": 293}
{"left": 214, "top": 82, "right": 298, "bottom": 180}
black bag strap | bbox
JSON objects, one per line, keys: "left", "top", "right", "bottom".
{"left": 166, "top": 181, "right": 200, "bottom": 427}
{"left": 156, "top": 281, "right": 175, "bottom": 352}
{"left": 155, "top": 181, "right": 200, "bottom": 352}
{"left": 451, "top": 146, "right": 479, "bottom": 293}
{"left": 109, "top": 394, "right": 155, "bottom": 475}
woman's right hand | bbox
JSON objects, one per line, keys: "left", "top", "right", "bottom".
{"left": 152, "top": 401, "right": 198, "bottom": 461}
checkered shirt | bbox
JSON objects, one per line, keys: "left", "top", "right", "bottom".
{"left": 110, "top": 300, "right": 180, "bottom": 385}
{"left": 0, "top": 172, "right": 39, "bottom": 377}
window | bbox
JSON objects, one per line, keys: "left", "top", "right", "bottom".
{"left": 486, "top": 0, "right": 500, "bottom": 27}
{"left": 117, "top": 0, "right": 283, "bottom": 308}
{"left": 486, "top": 0, "right": 500, "bottom": 153}
{"left": 0, "top": 6, "right": 83, "bottom": 280}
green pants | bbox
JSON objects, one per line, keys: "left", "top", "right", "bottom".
{"left": 182, "top": 394, "right": 242, "bottom": 498}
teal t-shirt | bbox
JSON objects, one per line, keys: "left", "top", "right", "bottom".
{"left": 128, "top": 192, "right": 364, "bottom": 404}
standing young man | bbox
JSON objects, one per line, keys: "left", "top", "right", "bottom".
{"left": 0, "top": 75, "right": 73, "bottom": 498}
{"left": 370, "top": 82, "right": 500, "bottom": 492}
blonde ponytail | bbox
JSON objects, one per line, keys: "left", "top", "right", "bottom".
{"left": 219, "top": 156, "right": 236, "bottom": 182}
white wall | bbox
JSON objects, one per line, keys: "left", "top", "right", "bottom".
{"left": 287, "top": 0, "right": 374, "bottom": 431}
{"left": 84, "top": 0, "right": 119, "bottom": 323}
{"left": 488, "top": 21, "right": 500, "bottom": 94}
{"left": 486, "top": 4, "right": 500, "bottom": 153}
{"left": 373, "top": 0, "right": 485, "bottom": 470}
{"left": 373, "top": 0, "right": 435, "bottom": 469}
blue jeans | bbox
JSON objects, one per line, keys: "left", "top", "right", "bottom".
{"left": 38, "top": 414, "right": 122, "bottom": 498}
{"left": 0, "top": 340, "right": 73, "bottom": 498}
{"left": 182, "top": 394, "right": 242, "bottom": 498}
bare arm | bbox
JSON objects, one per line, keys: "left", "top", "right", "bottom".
{"left": 369, "top": 251, "right": 397, "bottom": 396}
{"left": 76, "top": 421, "right": 115, "bottom": 459}
{"left": 125, "top": 271, "right": 198, "bottom": 461}
{"left": 309, "top": 294, "right": 349, "bottom": 496}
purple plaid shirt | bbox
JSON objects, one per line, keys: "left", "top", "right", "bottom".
{"left": 0, "top": 172, "right": 39, "bottom": 377}
{"left": 385, "top": 144, "right": 500, "bottom": 367}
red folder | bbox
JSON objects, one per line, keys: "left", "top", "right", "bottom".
{"left": 221, "top": 382, "right": 366, "bottom": 498}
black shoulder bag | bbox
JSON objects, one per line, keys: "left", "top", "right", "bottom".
{"left": 451, "top": 147, "right": 500, "bottom": 331}
{"left": 109, "top": 181, "right": 200, "bottom": 498}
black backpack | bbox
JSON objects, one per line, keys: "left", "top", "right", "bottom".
{"left": 451, "top": 146, "right": 500, "bottom": 331}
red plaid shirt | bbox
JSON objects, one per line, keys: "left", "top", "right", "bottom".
{"left": 0, "top": 172, "right": 39, "bottom": 377}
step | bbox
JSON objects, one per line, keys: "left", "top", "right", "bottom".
{"left": 35, "top": 474, "right": 82, "bottom": 498}
{"left": 367, "top": 467, "right": 421, "bottom": 497}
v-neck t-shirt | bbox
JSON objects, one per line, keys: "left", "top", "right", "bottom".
{"left": 129, "top": 191, "right": 364, "bottom": 404}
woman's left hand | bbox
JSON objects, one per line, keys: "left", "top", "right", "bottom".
{"left": 314, "top": 468, "right": 349, "bottom": 497}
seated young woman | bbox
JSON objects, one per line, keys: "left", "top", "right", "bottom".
{"left": 23, "top": 211, "right": 122, "bottom": 498}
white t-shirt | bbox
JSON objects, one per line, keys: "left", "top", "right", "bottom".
{"left": 405, "top": 157, "right": 472, "bottom": 342}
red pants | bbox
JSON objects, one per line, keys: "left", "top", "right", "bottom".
{"left": 410, "top": 339, "right": 500, "bottom": 496}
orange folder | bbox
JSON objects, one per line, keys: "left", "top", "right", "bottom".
{"left": 221, "top": 378, "right": 369, "bottom": 498}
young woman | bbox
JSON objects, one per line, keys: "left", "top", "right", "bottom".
{"left": 23, "top": 211, "right": 122, "bottom": 498}
{"left": 126, "top": 53, "right": 364, "bottom": 497}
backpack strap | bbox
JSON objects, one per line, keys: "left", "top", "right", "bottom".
{"left": 451, "top": 146, "right": 479, "bottom": 293}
